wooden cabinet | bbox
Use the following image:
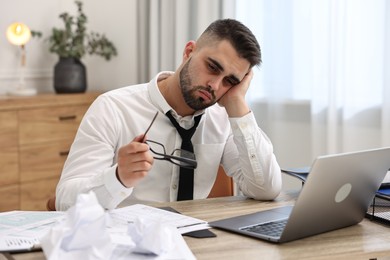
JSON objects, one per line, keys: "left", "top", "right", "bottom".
{"left": 0, "top": 92, "right": 100, "bottom": 211}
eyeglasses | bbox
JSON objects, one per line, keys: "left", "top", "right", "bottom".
{"left": 145, "top": 140, "right": 197, "bottom": 169}
{"left": 142, "top": 111, "right": 197, "bottom": 170}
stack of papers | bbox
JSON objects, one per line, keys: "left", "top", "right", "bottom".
{"left": 0, "top": 211, "right": 65, "bottom": 252}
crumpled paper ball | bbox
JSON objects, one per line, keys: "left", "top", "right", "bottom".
{"left": 127, "top": 217, "right": 176, "bottom": 256}
{"left": 40, "top": 191, "right": 114, "bottom": 260}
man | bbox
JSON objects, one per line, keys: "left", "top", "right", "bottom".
{"left": 56, "top": 18, "right": 282, "bottom": 211}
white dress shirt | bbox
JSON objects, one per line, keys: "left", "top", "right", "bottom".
{"left": 56, "top": 72, "right": 282, "bottom": 210}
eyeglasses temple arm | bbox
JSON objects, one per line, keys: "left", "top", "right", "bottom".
{"left": 163, "top": 154, "right": 198, "bottom": 168}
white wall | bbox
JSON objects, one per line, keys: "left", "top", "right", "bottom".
{"left": 0, "top": 0, "right": 139, "bottom": 94}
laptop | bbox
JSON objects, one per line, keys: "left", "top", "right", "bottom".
{"left": 209, "top": 147, "right": 390, "bottom": 243}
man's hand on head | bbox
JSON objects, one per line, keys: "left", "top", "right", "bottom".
{"left": 218, "top": 69, "right": 254, "bottom": 117}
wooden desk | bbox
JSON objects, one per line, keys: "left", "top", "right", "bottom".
{"left": 6, "top": 191, "right": 390, "bottom": 260}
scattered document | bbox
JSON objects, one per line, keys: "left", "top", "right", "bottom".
{"left": 0, "top": 211, "right": 65, "bottom": 252}
{"left": 0, "top": 192, "right": 205, "bottom": 259}
{"left": 109, "top": 204, "right": 207, "bottom": 234}
{"left": 0, "top": 237, "right": 41, "bottom": 252}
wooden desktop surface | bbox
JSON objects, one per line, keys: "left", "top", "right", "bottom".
{"left": 6, "top": 191, "right": 390, "bottom": 260}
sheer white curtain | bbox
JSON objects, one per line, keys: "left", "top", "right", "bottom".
{"left": 236, "top": 0, "right": 390, "bottom": 167}
{"left": 135, "top": 0, "right": 235, "bottom": 83}
{"left": 134, "top": 0, "right": 390, "bottom": 167}
{"left": 310, "top": 0, "right": 390, "bottom": 156}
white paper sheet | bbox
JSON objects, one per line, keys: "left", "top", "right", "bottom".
{"left": 0, "top": 211, "right": 64, "bottom": 252}
{"left": 109, "top": 204, "right": 207, "bottom": 234}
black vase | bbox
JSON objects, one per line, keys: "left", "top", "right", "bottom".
{"left": 54, "top": 57, "right": 87, "bottom": 93}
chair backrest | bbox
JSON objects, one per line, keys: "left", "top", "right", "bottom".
{"left": 46, "top": 196, "right": 56, "bottom": 211}
{"left": 208, "top": 166, "right": 234, "bottom": 198}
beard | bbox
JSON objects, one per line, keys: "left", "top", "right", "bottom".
{"left": 179, "top": 58, "right": 216, "bottom": 110}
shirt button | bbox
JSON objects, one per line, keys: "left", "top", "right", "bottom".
{"left": 250, "top": 154, "right": 256, "bottom": 159}
{"left": 172, "top": 184, "right": 177, "bottom": 190}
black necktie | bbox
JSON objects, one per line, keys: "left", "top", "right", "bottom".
{"left": 166, "top": 111, "right": 202, "bottom": 200}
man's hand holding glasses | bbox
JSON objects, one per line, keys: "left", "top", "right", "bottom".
{"left": 116, "top": 111, "right": 197, "bottom": 188}
{"left": 116, "top": 116, "right": 155, "bottom": 188}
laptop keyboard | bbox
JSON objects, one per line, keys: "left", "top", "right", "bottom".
{"left": 241, "top": 219, "right": 288, "bottom": 238}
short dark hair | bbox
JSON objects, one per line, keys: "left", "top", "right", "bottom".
{"left": 197, "top": 19, "right": 261, "bottom": 67}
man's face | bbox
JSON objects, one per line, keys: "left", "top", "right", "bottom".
{"left": 179, "top": 57, "right": 216, "bottom": 110}
{"left": 178, "top": 40, "right": 250, "bottom": 111}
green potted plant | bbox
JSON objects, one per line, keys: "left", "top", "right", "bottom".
{"left": 47, "top": 0, "right": 117, "bottom": 93}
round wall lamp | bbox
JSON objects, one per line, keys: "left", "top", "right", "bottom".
{"left": 6, "top": 22, "right": 37, "bottom": 96}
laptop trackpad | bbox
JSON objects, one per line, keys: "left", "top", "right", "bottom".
{"left": 210, "top": 205, "right": 293, "bottom": 229}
